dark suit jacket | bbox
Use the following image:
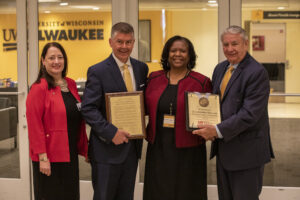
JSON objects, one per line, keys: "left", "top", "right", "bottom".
{"left": 211, "top": 53, "right": 274, "bottom": 171}
{"left": 81, "top": 54, "right": 148, "bottom": 164}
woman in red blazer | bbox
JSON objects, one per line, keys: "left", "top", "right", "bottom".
{"left": 26, "top": 42, "right": 88, "bottom": 200}
{"left": 143, "top": 36, "right": 212, "bottom": 200}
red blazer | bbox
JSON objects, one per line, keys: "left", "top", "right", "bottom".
{"left": 26, "top": 77, "right": 88, "bottom": 162}
{"left": 145, "top": 70, "right": 212, "bottom": 148}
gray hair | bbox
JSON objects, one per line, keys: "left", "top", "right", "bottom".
{"left": 111, "top": 22, "right": 134, "bottom": 38}
{"left": 221, "top": 25, "right": 248, "bottom": 41}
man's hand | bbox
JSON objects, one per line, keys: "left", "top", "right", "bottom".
{"left": 192, "top": 124, "right": 218, "bottom": 141}
{"left": 112, "top": 129, "right": 130, "bottom": 145}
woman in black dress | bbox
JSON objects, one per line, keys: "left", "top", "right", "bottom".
{"left": 26, "top": 42, "right": 88, "bottom": 200}
{"left": 144, "top": 36, "right": 212, "bottom": 200}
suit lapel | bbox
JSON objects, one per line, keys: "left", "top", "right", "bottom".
{"left": 214, "top": 63, "right": 228, "bottom": 94}
{"left": 221, "top": 54, "right": 251, "bottom": 101}
{"left": 107, "top": 55, "right": 127, "bottom": 91}
{"left": 222, "top": 66, "right": 242, "bottom": 100}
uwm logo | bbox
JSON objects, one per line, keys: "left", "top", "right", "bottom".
{"left": 2, "top": 29, "right": 17, "bottom": 51}
{"left": 2, "top": 28, "right": 104, "bottom": 52}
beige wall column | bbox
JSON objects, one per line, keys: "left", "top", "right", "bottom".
{"left": 218, "top": 0, "right": 229, "bottom": 62}
{"left": 218, "top": 0, "right": 241, "bottom": 62}
{"left": 230, "top": 0, "right": 242, "bottom": 26}
{"left": 28, "top": 0, "right": 39, "bottom": 86}
{"left": 111, "top": 0, "right": 139, "bottom": 59}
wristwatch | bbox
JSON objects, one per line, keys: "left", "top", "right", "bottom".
{"left": 39, "top": 157, "right": 48, "bottom": 162}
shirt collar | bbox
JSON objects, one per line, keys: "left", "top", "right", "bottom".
{"left": 112, "top": 53, "right": 132, "bottom": 70}
{"left": 228, "top": 63, "right": 239, "bottom": 70}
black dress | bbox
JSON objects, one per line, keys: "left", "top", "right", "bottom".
{"left": 143, "top": 84, "right": 207, "bottom": 200}
{"left": 32, "top": 91, "right": 81, "bottom": 200}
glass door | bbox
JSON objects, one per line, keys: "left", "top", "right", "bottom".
{"left": 0, "top": 0, "right": 30, "bottom": 199}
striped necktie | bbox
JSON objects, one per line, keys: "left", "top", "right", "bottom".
{"left": 220, "top": 66, "right": 234, "bottom": 99}
{"left": 122, "top": 64, "right": 133, "bottom": 92}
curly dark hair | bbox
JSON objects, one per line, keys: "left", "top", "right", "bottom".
{"left": 161, "top": 35, "right": 197, "bottom": 71}
{"left": 34, "top": 42, "right": 68, "bottom": 89}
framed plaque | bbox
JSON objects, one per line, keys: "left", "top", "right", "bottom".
{"left": 105, "top": 91, "right": 146, "bottom": 139}
{"left": 185, "top": 92, "right": 221, "bottom": 131}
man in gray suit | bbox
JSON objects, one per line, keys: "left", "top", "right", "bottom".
{"left": 193, "top": 25, "right": 274, "bottom": 200}
{"left": 81, "top": 22, "right": 148, "bottom": 200}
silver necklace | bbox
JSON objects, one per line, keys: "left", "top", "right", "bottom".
{"left": 56, "top": 79, "right": 69, "bottom": 92}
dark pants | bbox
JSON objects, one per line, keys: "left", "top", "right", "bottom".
{"left": 32, "top": 160, "right": 79, "bottom": 200}
{"left": 217, "top": 157, "right": 264, "bottom": 200}
{"left": 91, "top": 144, "right": 138, "bottom": 200}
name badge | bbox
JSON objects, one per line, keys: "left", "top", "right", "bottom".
{"left": 76, "top": 102, "right": 81, "bottom": 111}
{"left": 163, "top": 114, "right": 175, "bottom": 128}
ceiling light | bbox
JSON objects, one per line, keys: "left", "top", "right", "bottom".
{"left": 44, "top": 10, "right": 51, "bottom": 13}
{"left": 93, "top": 7, "right": 100, "bottom": 10}
{"left": 208, "top": 3, "right": 218, "bottom": 7}
{"left": 208, "top": 0, "right": 217, "bottom": 3}
{"left": 38, "top": 0, "right": 61, "bottom": 2}
{"left": 277, "top": 7, "right": 285, "bottom": 10}
{"left": 60, "top": 2, "right": 68, "bottom": 6}
{"left": 70, "top": 6, "right": 100, "bottom": 10}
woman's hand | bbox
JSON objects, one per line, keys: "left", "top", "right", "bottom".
{"left": 39, "top": 153, "right": 51, "bottom": 176}
{"left": 39, "top": 160, "right": 51, "bottom": 176}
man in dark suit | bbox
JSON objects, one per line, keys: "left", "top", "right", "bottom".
{"left": 81, "top": 22, "right": 148, "bottom": 200}
{"left": 193, "top": 25, "right": 274, "bottom": 200}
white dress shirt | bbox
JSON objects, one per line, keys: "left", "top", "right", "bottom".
{"left": 112, "top": 53, "right": 136, "bottom": 91}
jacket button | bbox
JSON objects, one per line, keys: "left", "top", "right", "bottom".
{"left": 46, "top": 134, "right": 50, "bottom": 137}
